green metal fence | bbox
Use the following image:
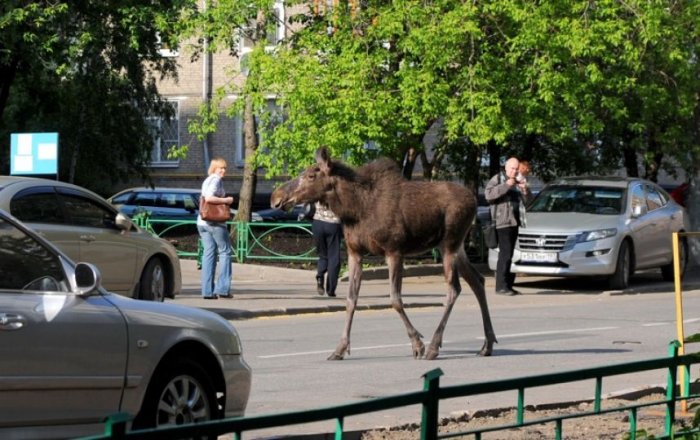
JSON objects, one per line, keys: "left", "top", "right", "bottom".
{"left": 82, "top": 341, "right": 700, "bottom": 440}
{"left": 130, "top": 213, "right": 486, "bottom": 265}
{"left": 131, "top": 214, "right": 317, "bottom": 264}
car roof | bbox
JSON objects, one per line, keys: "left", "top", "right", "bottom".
{"left": 114, "top": 187, "right": 201, "bottom": 194}
{"left": 0, "top": 175, "right": 106, "bottom": 198}
{"left": 548, "top": 176, "right": 647, "bottom": 188}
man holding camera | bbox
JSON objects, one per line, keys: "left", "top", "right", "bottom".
{"left": 485, "top": 157, "right": 533, "bottom": 296}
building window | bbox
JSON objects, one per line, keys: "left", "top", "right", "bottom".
{"left": 239, "top": 0, "right": 285, "bottom": 54}
{"left": 148, "top": 101, "right": 180, "bottom": 167}
{"left": 233, "top": 98, "right": 282, "bottom": 167}
{"left": 156, "top": 32, "right": 179, "bottom": 58}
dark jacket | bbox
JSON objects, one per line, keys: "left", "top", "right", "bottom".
{"left": 484, "top": 172, "right": 533, "bottom": 229}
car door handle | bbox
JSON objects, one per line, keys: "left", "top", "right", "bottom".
{"left": 0, "top": 313, "right": 26, "bottom": 330}
{"left": 79, "top": 234, "right": 96, "bottom": 242}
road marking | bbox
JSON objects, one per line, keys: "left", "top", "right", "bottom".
{"left": 475, "top": 326, "right": 619, "bottom": 340}
{"left": 258, "top": 342, "right": 425, "bottom": 359}
{"left": 644, "top": 318, "right": 700, "bottom": 327}
{"left": 258, "top": 321, "right": 699, "bottom": 359}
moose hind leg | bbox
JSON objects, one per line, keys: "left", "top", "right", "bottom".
{"left": 457, "top": 249, "right": 497, "bottom": 356}
{"left": 425, "top": 251, "right": 461, "bottom": 360}
{"left": 387, "top": 255, "right": 425, "bottom": 359}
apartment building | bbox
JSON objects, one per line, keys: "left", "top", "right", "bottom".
{"left": 144, "top": 0, "right": 287, "bottom": 203}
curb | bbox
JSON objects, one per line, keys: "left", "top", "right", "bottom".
{"left": 200, "top": 301, "right": 446, "bottom": 320}
{"left": 340, "top": 263, "right": 491, "bottom": 281}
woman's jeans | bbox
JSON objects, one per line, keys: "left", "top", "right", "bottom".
{"left": 197, "top": 222, "right": 232, "bottom": 297}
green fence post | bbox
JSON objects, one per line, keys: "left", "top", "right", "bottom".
{"left": 421, "top": 368, "right": 443, "bottom": 440}
{"left": 334, "top": 416, "right": 345, "bottom": 440}
{"left": 197, "top": 238, "right": 203, "bottom": 269}
{"left": 102, "top": 412, "right": 131, "bottom": 439}
{"left": 235, "top": 221, "right": 248, "bottom": 263}
{"left": 665, "top": 340, "right": 680, "bottom": 436}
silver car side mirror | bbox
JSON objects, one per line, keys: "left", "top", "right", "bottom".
{"left": 74, "top": 262, "right": 102, "bottom": 295}
{"left": 115, "top": 212, "right": 134, "bottom": 231}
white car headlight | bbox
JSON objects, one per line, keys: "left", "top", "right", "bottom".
{"left": 577, "top": 228, "right": 617, "bottom": 243}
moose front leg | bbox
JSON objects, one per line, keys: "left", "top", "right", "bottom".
{"left": 328, "top": 252, "right": 362, "bottom": 360}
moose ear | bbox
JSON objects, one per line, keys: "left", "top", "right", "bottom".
{"left": 315, "top": 147, "right": 331, "bottom": 172}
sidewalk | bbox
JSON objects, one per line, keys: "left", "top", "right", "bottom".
{"left": 169, "top": 259, "right": 495, "bottom": 320}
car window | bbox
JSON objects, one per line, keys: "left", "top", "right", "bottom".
{"left": 58, "top": 193, "right": 118, "bottom": 229}
{"left": 630, "top": 184, "right": 646, "bottom": 214}
{"left": 10, "top": 187, "right": 65, "bottom": 224}
{"left": 158, "top": 192, "right": 197, "bottom": 210}
{"left": 0, "top": 217, "right": 67, "bottom": 291}
{"left": 132, "top": 192, "right": 158, "bottom": 207}
{"left": 183, "top": 194, "right": 198, "bottom": 209}
{"left": 528, "top": 186, "right": 623, "bottom": 214}
{"left": 110, "top": 192, "right": 133, "bottom": 204}
{"left": 646, "top": 185, "right": 664, "bottom": 211}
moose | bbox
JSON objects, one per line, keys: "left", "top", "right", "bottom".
{"left": 271, "top": 148, "right": 497, "bottom": 360}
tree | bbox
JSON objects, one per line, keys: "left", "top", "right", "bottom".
{"left": 251, "top": 1, "right": 699, "bottom": 190}
{"left": 0, "top": 1, "right": 191, "bottom": 192}
{"left": 182, "top": 0, "right": 282, "bottom": 221}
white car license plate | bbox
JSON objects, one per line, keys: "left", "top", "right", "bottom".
{"left": 519, "top": 252, "right": 558, "bottom": 263}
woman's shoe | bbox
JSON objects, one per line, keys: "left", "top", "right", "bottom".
{"left": 203, "top": 295, "right": 219, "bottom": 300}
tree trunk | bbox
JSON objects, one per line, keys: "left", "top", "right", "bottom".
{"left": 488, "top": 140, "right": 500, "bottom": 177}
{"left": 0, "top": 56, "right": 19, "bottom": 123}
{"left": 235, "top": 7, "right": 266, "bottom": 222}
{"left": 688, "top": 174, "right": 699, "bottom": 267}
{"left": 622, "top": 147, "right": 638, "bottom": 177}
{"left": 402, "top": 147, "right": 417, "bottom": 179}
{"left": 236, "top": 95, "right": 258, "bottom": 222}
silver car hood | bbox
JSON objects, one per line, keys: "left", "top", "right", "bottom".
{"left": 104, "top": 293, "right": 243, "bottom": 355}
{"left": 523, "top": 212, "right": 620, "bottom": 233}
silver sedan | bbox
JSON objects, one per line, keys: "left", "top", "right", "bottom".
{"left": 489, "top": 176, "right": 689, "bottom": 289}
{"left": 0, "top": 176, "right": 181, "bottom": 301}
{"left": 0, "top": 209, "right": 251, "bottom": 438}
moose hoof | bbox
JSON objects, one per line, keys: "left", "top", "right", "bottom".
{"left": 425, "top": 348, "right": 439, "bottom": 360}
{"left": 327, "top": 352, "right": 345, "bottom": 360}
{"left": 412, "top": 342, "right": 425, "bottom": 359}
{"left": 477, "top": 341, "right": 494, "bottom": 357}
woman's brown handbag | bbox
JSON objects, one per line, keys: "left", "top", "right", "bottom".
{"left": 199, "top": 196, "right": 231, "bottom": 222}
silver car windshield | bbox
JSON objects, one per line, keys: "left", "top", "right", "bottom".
{"left": 528, "top": 186, "right": 625, "bottom": 215}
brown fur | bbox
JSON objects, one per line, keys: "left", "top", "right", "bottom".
{"left": 271, "top": 148, "right": 497, "bottom": 360}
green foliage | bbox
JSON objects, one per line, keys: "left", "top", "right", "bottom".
{"left": 0, "top": 1, "right": 195, "bottom": 192}
{"left": 248, "top": 0, "right": 700, "bottom": 181}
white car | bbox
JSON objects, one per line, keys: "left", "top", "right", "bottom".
{"left": 0, "top": 208, "right": 251, "bottom": 438}
{"left": 489, "top": 176, "right": 689, "bottom": 289}
{"left": 0, "top": 176, "right": 181, "bottom": 301}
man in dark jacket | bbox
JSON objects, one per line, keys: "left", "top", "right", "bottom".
{"left": 485, "top": 157, "right": 533, "bottom": 296}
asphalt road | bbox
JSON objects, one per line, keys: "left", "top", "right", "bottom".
{"left": 226, "top": 276, "right": 700, "bottom": 439}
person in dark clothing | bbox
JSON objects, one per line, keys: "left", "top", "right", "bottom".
{"left": 311, "top": 202, "right": 342, "bottom": 297}
{"left": 484, "top": 157, "right": 533, "bottom": 296}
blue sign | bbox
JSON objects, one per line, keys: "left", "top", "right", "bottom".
{"left": 10, "top": 132, "right": 59, "bottom": 175}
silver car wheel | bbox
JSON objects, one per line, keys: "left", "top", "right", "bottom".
{"left": 133, "top": 358, "right": 219, "bottom": 431}
{"left": 140, "top": 258, "right": 166, "bottom": 302}
{"left": 609, "top": 241, "right": 631, "bottom": 290}
{"left": 156, "top": 374, "right": 212, "bottom": 426}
